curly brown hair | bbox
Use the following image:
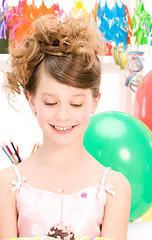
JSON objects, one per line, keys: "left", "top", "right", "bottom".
{"left": 5, "top": 14, "right": 102, "bottom": 99}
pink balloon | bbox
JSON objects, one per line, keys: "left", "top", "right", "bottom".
{"left": 133, "top": 70, "right": 152, "bottom": 131}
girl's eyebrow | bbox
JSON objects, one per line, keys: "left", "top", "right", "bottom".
{"left": 42, "top": 93, "right": 56, "bottom": 97}
{"left": 42, "top": 93, "right": 86, "bottom": 97}
{"left": 71, "top": 93, "right": 86, "bottom": 97}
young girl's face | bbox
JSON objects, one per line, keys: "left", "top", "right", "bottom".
{"left": 28, "top": 70, "right": 100, "bottom": 147}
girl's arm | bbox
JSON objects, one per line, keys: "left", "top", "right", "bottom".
{"left": 101, "top": 171, "right": 131, "bottom": 240}
{"left": 0, "top": 167, "right": 18, "bottom": 239}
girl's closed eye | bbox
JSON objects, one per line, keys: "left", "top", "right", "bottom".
{"left": 44, "top": 102, "right": 57, "bottom": 106}
{"left": 71, "top": 103, "right": 83, "bottom": 107}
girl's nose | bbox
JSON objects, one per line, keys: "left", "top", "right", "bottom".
{"left": 56, "top": 105, "right": 70, "bottom": 121}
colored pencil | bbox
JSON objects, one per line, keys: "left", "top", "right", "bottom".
{"left": 17, "top": 145, "right": 19, "bottom": 155}
{"left": 10, "top": 140, "right": 22, "bottom": 163}
{"left": 13, "top": 153, "right": 19, "bottom": 165}
{"left": 31, "top": 143, "right": 37, "bottom": 154}
{"left": 6, "top": 144, "right": 13, "bottom": 156}
{"left": 6, "top": 144, "right": 17, "bottom": 164}
{"left": 4, "top": 145, "right": 16, "bottom": 163}
{"left": 1, "top": 146, "right": 14, "bottom": 164}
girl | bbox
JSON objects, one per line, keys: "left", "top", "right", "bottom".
{"left": 0, "top": 15, "right": 131, "bottom": 240}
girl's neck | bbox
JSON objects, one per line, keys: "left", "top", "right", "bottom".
{"left": 35, "top": 138, "right": 88, "bottom": 167}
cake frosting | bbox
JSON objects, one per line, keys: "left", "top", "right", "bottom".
{"left": 44, "top": 223, "right": 75, "bottom": 240}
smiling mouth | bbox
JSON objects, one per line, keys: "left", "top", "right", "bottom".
{"left": 53, "top": 125, "right": 74, "bottom": 130}
{"left": 50, "top": 124, "right": 76, "bottom": 134}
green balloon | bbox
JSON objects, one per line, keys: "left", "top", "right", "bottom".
{"left": 83, "top": 111, "right": 152, "bottom": 221}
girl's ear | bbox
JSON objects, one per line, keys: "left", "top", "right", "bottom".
{"left": 27, "top": 91, "right": 37, "bottom": 114}
{"left": 91, "top": 92, "right": 101, "bottom": 114}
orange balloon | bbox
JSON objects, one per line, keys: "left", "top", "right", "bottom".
{"left": 133, "top": 70, "right": 152, "bottom": 131}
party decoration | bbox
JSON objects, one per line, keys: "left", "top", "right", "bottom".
{"left": 133, "top": 69, "right": 152, "bottom": 131}
{"left": 124, "top": 4, "right": 132, "bottom": 45}
{"left": 104, "top": 41, "right": 112, "bottom": 56}
{"left": 92, "top": 0, "right": 98, "bottom": 23}
{"left": 0, "top": 0, "right": 8, "bottom": 39}
{"left": 83, "top": 111, "right": 152, "bottom": 221}
{"left": 97, "top": 0, "right": 130, "bottom": 50}
{"left": 125, "top": 74, "right": 143, "bottom": 92}
{"left": 7, "top": 0, "right": 65, "bottom": 48}
{"left": 125, "top": 50, "right": 144, "bottom": 92}
{"left": 131, "top": 0, "right": 152, "bottom": 46}
{"left": 111, "top": 43, "right": 127, "bottom": 69}
{"left": 69, "top": 0, "right": 89, "bottom": 18}
{"left": 0, "top": 0, "right": 152, "bottom": 54}
{"left": 7, "top": 0, "right": 27, "bottom": 42}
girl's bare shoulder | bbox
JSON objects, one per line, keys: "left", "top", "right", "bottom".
{"left": 104, "top": 168, "right": 131, "bottom": 205}
{"left": 89, "top": 157, "right": 131, "bottom": 193}
{"left": 91, "top": 159, "right": 130, "bottom": 186}
{"left": 0, "top": 166, "right": 17, "bottom": 196}
{"left": 92, "top": 158, "right": 131, "bottom": 193}
{"left": 107, "top": 168, "right": 131, "bottom": 189}
{"left": 0, "top": 166, "right": 18, "bottom": 204}
{"left": 0, "top": 165, "right": 17, "bottom": 189}
{"left": 0, "top": 156, "right": 32, "bottom": 186}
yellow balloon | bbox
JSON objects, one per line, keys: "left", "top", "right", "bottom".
{"left": 141, "top": 206, "right": 152, "bottom": 222}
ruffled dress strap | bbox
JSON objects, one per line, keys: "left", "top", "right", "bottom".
{"left": 97, "top": 167, "right": 116, "bottom": 197}
{"left": 11, "top": 165, "right": 26, "bottom": 192}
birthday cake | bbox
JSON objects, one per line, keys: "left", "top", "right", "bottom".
{"left": 8, "top": 224, "right": 112, "bottom": 240}
{"left": 44, "top": 224, "right": 74, "bottom": 240}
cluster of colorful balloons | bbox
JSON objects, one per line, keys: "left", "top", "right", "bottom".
{"left": 83, "top": 111, "right": 152, "bottom": 221}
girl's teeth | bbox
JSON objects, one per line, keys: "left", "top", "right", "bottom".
{"left": 54, "top": 126, "right": 72, "bottom": 130}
